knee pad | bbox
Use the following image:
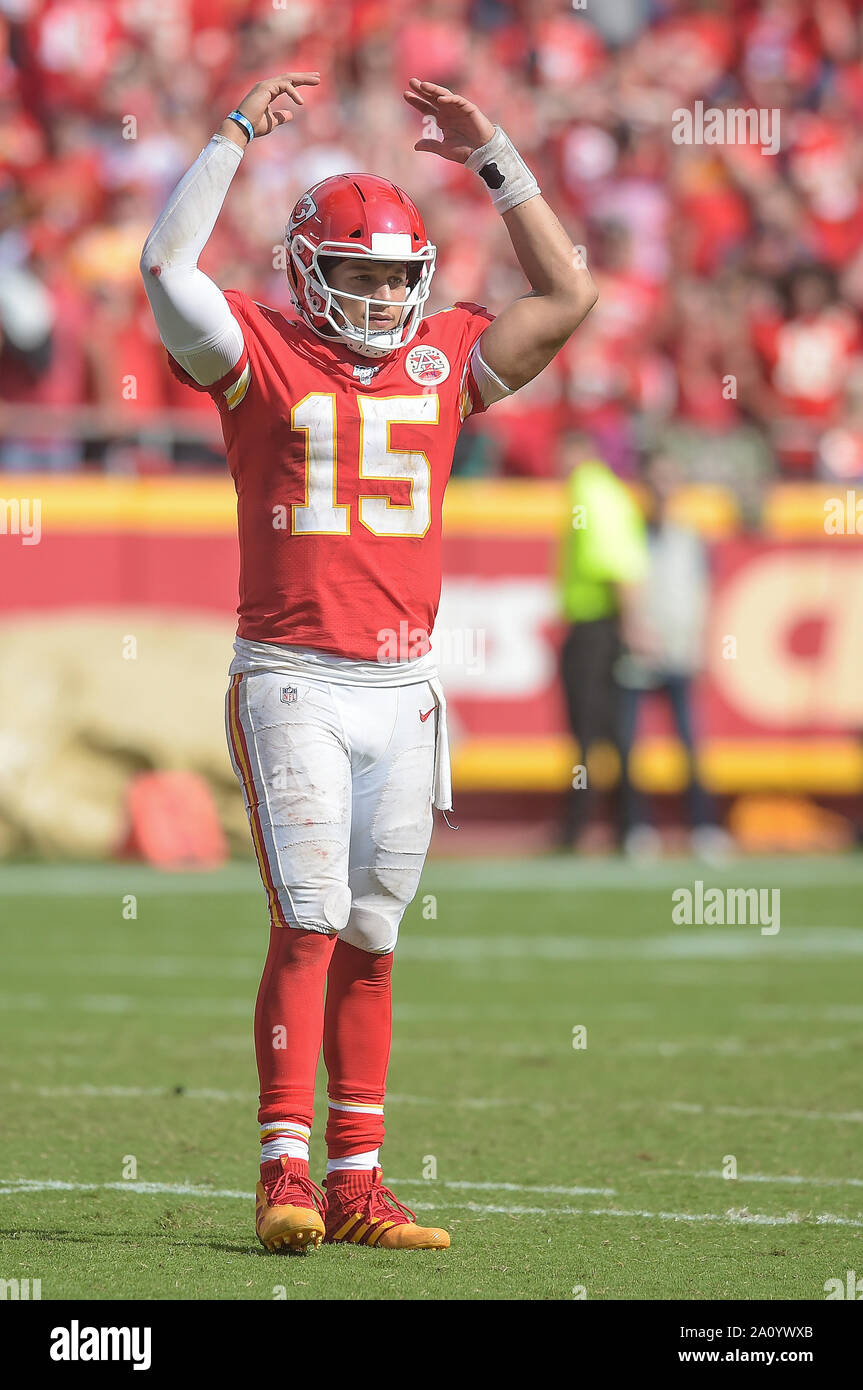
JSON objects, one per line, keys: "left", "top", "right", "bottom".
{"left": 340, "top": 851, "right": 424, "bottom": 952}
{"left": 342, "top": 743, "right": 434, "bottom": 952}
{"left": 341, "top": 898, "right": 401, "bottom": 955}
{"left": 271, "top": 841, "right": 352, "bottom": 933}
{"left": 370, "top": 743, "right": 434, "bottom": 904}
{"left": 290, "top": 873, "right": 352, "bottom": 934}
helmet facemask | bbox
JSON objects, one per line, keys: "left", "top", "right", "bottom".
{"left": 287, "top": 233, "right": 436, "bottom": 359}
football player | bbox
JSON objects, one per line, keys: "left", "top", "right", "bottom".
{"left": 140, "top": 72, "right": 597, "bottom": 1252}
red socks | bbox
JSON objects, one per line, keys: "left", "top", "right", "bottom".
{"left": 254, "top": 928, "right": 394, "bottom": 1167}
{"left": 324, "top": 940, "right": 394, "bottom": 1160}
{"left": 255, "top": 925, "right": 336, "bottom": 1142}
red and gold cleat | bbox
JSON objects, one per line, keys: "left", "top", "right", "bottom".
{"left": 255, "top": 1156, "right": 326, "bottom": 1252}
{"left": 323, "top": 1166, "right": 450, "bottom": 1249}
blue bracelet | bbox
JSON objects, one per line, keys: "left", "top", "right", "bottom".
{"left": 226, "top": 109, "right": 254, "bottom": 144}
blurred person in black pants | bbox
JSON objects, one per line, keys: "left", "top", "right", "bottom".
{"left": 614, "top": 450, "right": 730, "bottom": 862}
{"left": 556, "top": 431, "right": 650, "bottom": 850}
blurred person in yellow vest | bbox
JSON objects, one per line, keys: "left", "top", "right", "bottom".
{"left": 557, "top": 430, "right": 650, "bottom": 850}
{"left": 614, "top": 448, "right": 732, "bottom": 862}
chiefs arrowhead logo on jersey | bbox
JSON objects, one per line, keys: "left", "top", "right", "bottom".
{"left": 405, "top": 344, "right": 450, "bottom": 386}
{"left": 288, "top": 192, "right": 318, "bottom": 233}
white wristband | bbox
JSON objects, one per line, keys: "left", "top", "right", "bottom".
{"left": 464, "top": 125, "right": 540, "bottom": 214}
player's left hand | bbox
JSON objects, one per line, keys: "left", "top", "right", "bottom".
{"left": 403, "top": 78, "right": 496, "bottom": 163}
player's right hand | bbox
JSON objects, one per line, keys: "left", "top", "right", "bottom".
{"left": 233, "top": 73, "right": 321, "bottom": 138}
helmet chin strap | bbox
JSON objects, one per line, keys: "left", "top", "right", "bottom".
{"left": 346, "top": 340, "right": 396, "bottom": 360}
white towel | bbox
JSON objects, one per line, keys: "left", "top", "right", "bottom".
{"left": 427, "top": 675, "right": 452, "bottom": 811}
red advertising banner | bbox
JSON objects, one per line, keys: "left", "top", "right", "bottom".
{"left": 2, "top": 478, "right": 862, "bottom": 792}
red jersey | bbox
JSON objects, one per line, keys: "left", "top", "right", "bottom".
{"left": 752, "top": 306, "right": 861, "bottom": 419}
{"left": 168, "top": 293, "right": 495, "bottom": 658}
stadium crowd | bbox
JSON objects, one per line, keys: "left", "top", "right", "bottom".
{"left": 2, "top": 0, "right": 863, "bottom": 484}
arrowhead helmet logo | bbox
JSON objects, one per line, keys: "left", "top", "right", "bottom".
{"left": 288, "top": 192, "right": 318, "bottom": 234}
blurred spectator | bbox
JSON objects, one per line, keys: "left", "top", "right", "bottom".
{"left": 613, "top": 449, "right": 730, "bottom": 861}
{"left": 556, "top": 429, "right": 648, "bottom": 850}
{"left": 747, "top": 263, "right": 863, "bottom": 473}
{"left": 0, "top": 260, "right": 88, "bottom": 468}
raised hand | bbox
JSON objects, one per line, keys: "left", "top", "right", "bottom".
{"left": 403, "top": 78, "right": 496, "bottom": 164}
{"left": 233, "top": 73, "right": 321, "bottom": 138}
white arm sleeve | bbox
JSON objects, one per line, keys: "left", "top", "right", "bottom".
{"left": 139, "top": 134, "right": 246, "bottom": 387}
{"left": 470, "top": 337, "right": 516, "bottom": 407}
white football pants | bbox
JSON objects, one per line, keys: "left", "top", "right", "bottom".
{"left": 226, "top": 671, "right": 437, "bottom": 954}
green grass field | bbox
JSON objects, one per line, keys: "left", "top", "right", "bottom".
{"left": 1, "top": 852, "right": 862, "bottom": 1301}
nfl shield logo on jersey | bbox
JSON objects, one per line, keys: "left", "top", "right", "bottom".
{"left": 405, "top": 344, "right": 450, "bottom": 386}
{"left": 280, "top": 686, "right": 298, "bottom": 704}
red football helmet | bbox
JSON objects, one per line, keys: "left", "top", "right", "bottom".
{"left": 285, "top": 173, "right": 436, "bottom": 359}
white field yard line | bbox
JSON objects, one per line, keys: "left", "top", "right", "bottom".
{"left": 393, "top": 1037, "right": 854, "bottom": 1058}
{"left": 0, "top": 988, "right": 857, "bottom": 1056}
{"left": 665, "top": 1101, "right": 863, "bottom": 1123}
{"left": 0, "top": 1177, "right": 861, "bottom": 1228}
{"left": 604, "top": 1038, "right": 853, "bottom": 1056}
{"left": 2, "top": 1082, "right": 255, "bottom": 1102}
{"left": 0, "top": 994, "right": 253, "bottom": 1017}
{"left": 0, "top": 991, "right": 654, "bottom": 1022}
{"left": 5, "top": 927, "right": 863, "bottom": 982}
{"left": 401, "top": 1003, "right": 863, "bottom": 1027}
{"left": 0, "top": 1081, "right": 549, "bottom": 1111}
{"left": 4, "top": 989, "right": 861, "bottom": 1033}
{"left": 396, "top": 931, "right": 863, "bottom": 960}
{"left": 0, "top": 993, "right": 798, "bottom": 1025}
{"left": 2, "top": 856, "right": 863, "bottom": 898}
{"left": 4, "top": 1083, "right": 863, "bottom": 1125}
{"left": 740, "top": 1005, "right": 863, "bottom": 1022}
{"left": 0, "top": 1177, "right": 613, "bottom": 1199}
{"left": 1, "top": 1011, "right": 855, "bottom": 1061}
{"left": 18, "top": 1000, "right": 849, "bottom": 1027}
{"left": 653, "top": 1170, "right": 863, "bottom": 1189}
